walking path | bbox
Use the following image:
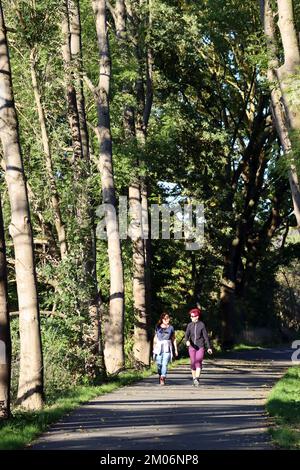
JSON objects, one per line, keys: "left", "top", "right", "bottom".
{"left": 29, "top": 347, "right": 292, "bottom": 450}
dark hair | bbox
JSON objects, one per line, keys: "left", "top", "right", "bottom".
{"left": 156, "top": 312, "right": 170, "bottom": 327}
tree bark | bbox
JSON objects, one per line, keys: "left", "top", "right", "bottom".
{"left": 92, "top": 0, "right": 125, "bottom": 374}
{"left": 63, "top": 0, "right": 106, "bottom": 378}
{"left": 111, "top": 0, "right": 151, "bottom": 366}
{"left": 61, "top": 0, "right": 83, "bottom": 163}
{"left": 0, "top": 193, "right": 11, "bottom": 419}
{"left": 276, "top": 0, "right": 300, "bottom": 134}
{"left": 129, "top": 179, "right": 149, "bottom": 365}
{"left": 129, "top": 0, "right": 153, "bottom": 366}
{"left": 69, "top": 0, "right": 90, "bottom": 161}
{"left": 30, "top": 49, "right": 68, "bottom": 259}
{"left": 261, "top": 0, "right": 300, "bottom": 228}
{"left": 0, "top": 4, "right": 44, "bottom": 409}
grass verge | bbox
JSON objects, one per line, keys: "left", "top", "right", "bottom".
{"left": 0, "top": 367, "right": 156, "bottom": 450}
{"left": 266, "top": 365, "right": 300, "bottom": 449}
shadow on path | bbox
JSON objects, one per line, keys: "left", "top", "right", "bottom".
{"left": 29, "top": 346, "right": 293, "bottom": 450}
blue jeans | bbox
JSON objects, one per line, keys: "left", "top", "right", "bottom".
{"left": 156, "top": 352, "right": 171, "bottom": 377}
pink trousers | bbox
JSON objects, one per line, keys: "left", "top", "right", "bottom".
{"left": 188, "top": 346, "right": 205, "bottom": 370}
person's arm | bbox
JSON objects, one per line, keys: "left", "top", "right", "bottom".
{"left": 202, "top": 323, "right": 212, "bottom": 354}
{"left": 153, "top": 329, "right": 158, "bottom": 356}
{"left": 185, "top": 324, "right": 191, "bottom": 347}
{"left": 171, "top": 330, "right": 178, "bottom": 357}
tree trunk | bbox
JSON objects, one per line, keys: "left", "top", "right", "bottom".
{"left": 131, "top": 1, "right": 153, "bottom": 366}
{"left": 131, "top": 133, "right": 150, "bottom": 365}
{"left": 0, "top": 194, "right": 11, "bottom": 420}
{"left": 276, "top": 0, "right": 300, "bottom": 134}
{"left": 110, "top": 0, "right": 148, "bottom": 365}
{"left": 262, "top": 0, "right": 300, "bottom": 228}
{"left": 30, "top": 49, "right": 68, "bottom": 259}
{"left": 92, "top": 0, "right": 125, "bottom": 374}
{"left": 129, "top": 179, "right": 150, "bottom": 366}
{"left": 61, "top": 0, "right": 83, "bottom": 163}
{"left": 69, "top": 0, "right": 90, "bottom": 161}
{"left": 63, "top": 0, "right": 106, "bottom": 378}
{"left": 0, "top": 4, "right": 44, "bottom": 409}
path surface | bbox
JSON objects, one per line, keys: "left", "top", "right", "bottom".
{"left": 29, "top": 347, "right": 292, "bottom": 450}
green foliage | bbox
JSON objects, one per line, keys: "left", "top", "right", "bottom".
{"left": 267, "top": 365, "right": 300, "bottom": 449}
{"left": 0, "top": 368, "right": 155, "bottom": 450}
{"left": 1, "top": 0, "right": 299, "bottom": 421}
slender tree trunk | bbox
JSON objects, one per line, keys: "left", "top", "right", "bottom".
{"left": 276, "top": 0, "right": 300, "bottom": 228}
{"left": 132, "top": 127, "right": 150, "bottom": 365}
{"left": 69, "top": 0, "right": 90, "bottom": 162}
{"left": 113, "top": 0, "right": 151, "bottom": 366}
{"left": 130, "top": 1, "right": 153, "bottom": 366}
{"left": 92, "top": 0, "right": 125, "bottom": 374}
{"left": 63, "top": 0, "right": 106, "bottom": 378}
{"left": 262, "top": 0, "right": 300, "bottom": 228}
{"left": 61, "top": 0, "right": 83, "bottom": 163}
{"left": 0, "top": 194, "right": 11, "bottom": 420}
{"left": 141, "top": 31, "right": 153, "bottom": 330}
{"left": 0, "top": 4, "right": 43, "bottom": 409}
{"left": 276, "top": 0, "right": 300, "bottom": 134}
{"left": 129, "top": 179, "right": 149, "bottom": 365}
{"left": 30, "top": 50, "right": 68, "bottom": 259}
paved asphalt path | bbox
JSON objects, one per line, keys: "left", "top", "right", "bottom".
{"left": 29, "top": 347, "right": 293, "bottom": 450}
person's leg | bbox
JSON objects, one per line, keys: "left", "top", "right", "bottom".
{"left": 195, "top": 348, "right": 205, "bottom": 381}
{"left": 156, "top": 353, "right": 162, "bottom": 380}
{"left": 160, "top": 352, "right": 171, "bottom": 384}
{"left": 188, "top": 346, "right": 197, "bottom": 381}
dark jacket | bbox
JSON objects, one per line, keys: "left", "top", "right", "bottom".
{"left": 185, "top": 320, "right": 211, "bottom": 350}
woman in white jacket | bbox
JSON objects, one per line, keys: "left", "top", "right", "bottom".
{"left": 153, "top": 312, "right": 178, "bottom": 385}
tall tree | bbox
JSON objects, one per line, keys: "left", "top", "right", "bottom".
{"left": 10, "top": 2, "right": 68, "bottom": 260}
{"left": 276, "top": 0, "right": 300, "bottom": 137}
{"left": 61, "top": 0, "right": 83, "bottom": 163}
{"left": 0, "top": 193, "right": 11, "bottom": 419}
{"left": 30, "top": 48, "right": 68, "bottom": 259}
{"left": 69, "top": 0, "right": 90, "bottom": 161}
{"left": 109, "top": 0, "right": 153, "bottom": 366}
{"left": 89, "top": 0, "right": 125, "bottom": 374}
{"left": 220, "top": 99, "right": 275, "bottom": 347}
{"left": 0, "top": 2, "right": 43, "bottom": 409}
{"left": 261, "top": 0, "right": 300, "bottom": 229}
{"left": 61, "top": 0, "right": 105, "bottom": 378}
{"left": 131, "top": 0, "right": 153, "bottom": 366}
